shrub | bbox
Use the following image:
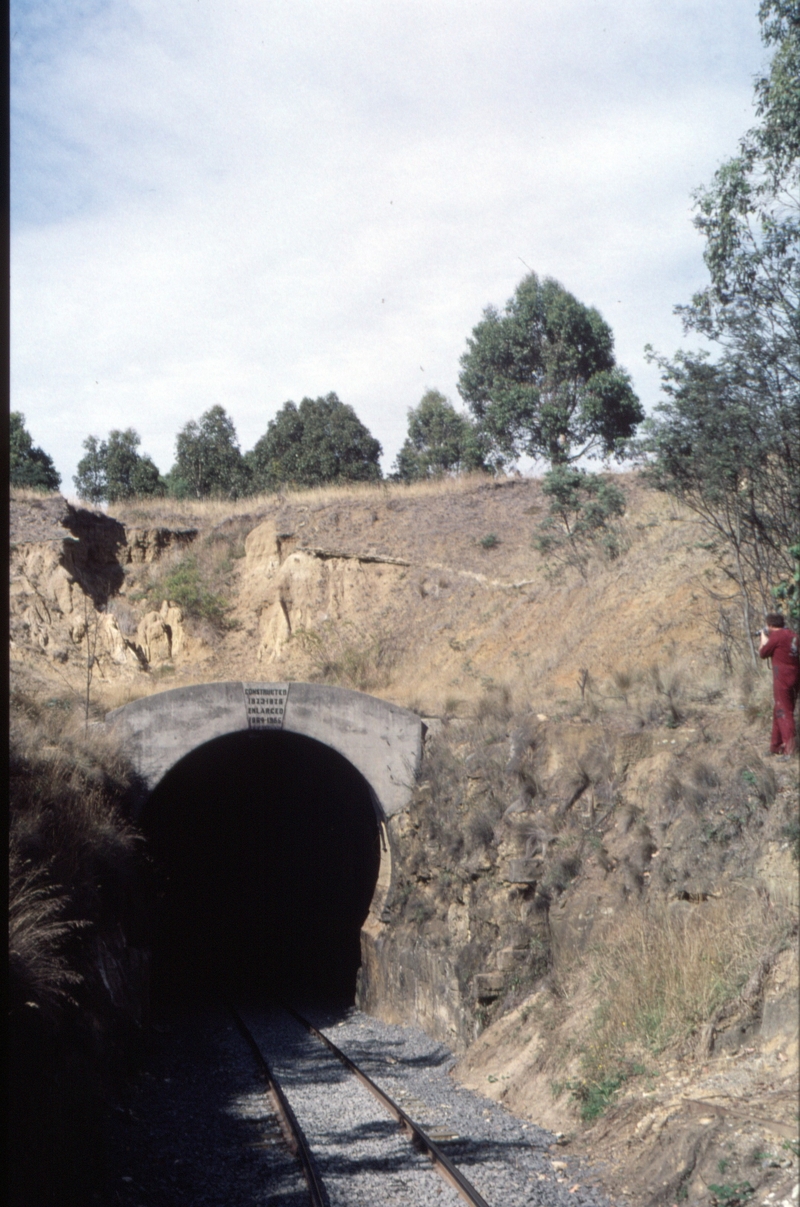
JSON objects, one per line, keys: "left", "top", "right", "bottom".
{"left": 467, "top": 811, "right": 496, "bottom": 850}
{"left": 298, "top": 622, "right": 399, "bottom": 692}
{"left": 567, "top": 1064, "right": 641, "bottom": 1122}
{"left": 153, "top": 554, "right": 230, "bottom": 626}
{"left": 9, "top": 698, "right": 146, "bottom": 1207}
{"left": 533, "top": 467, "right": 627, "bottom": 578}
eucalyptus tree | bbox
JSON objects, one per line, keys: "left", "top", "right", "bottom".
{"left": 10, "top": 412, "right": 61, "bottom": 491}
{"left": 642, "top": 0, "right": 800, "bottom": 641}
{"left": 457, "top": 272, "right": 642, "bottom": 469}
{"left": 171, "top": 405, "right": 249, "bottom": 498}
{"left": 74, "top": 428, "right": 163, "bottom": 502}
{"left": 393, "top": 389, "right": 486, "bottom": 481}
{"left": 247, "top": 393, "right": 382, "bottom": 490}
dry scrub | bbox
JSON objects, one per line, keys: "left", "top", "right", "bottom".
{"left": 388, "top": 657, "right": 798, "bottom": 1059}
{"left": 102, "top": 470, "right": 496, "bottom": 528}
{"left": 296, "top": 620, "right": 401, "bottom": 692}
{"left": 9, "top": 686, "right": 148, "bottom": 1207}
{"left": 573, "top": 895, "right": 795, "bottom": 1106}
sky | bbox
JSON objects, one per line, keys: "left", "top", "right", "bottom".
{"left": 11, "top": 0, "right": 767, "bottom": 493}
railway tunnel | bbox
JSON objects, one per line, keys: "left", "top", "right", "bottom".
{"left": 107, "top": 682, "right": 424, "bottom": 1012}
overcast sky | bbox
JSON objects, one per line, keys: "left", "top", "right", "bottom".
{"left": 11, "top": 0, "right": 765, "bottom": 492}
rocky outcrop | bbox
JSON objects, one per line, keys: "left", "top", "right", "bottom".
{"left": 135, "top": 602, "right": 187, "bottom": 665}
{"left": 242, "top": 519, "right": 409, "bottom": 664}
{"left": 363, "top": 712, "right": 799, "bottom": 1057}
{"left": 10, "top": 496, "right": 195, "bottom": 679}
{"left": 122, "top": 527, "right": 197, "bottom": 565}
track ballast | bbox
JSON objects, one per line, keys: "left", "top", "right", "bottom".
{"left": 107, "top": 1003, "right": 619, "bottom": 1207}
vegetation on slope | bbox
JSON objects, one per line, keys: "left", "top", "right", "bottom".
{"left": 385, "top": 656, "right": 797, "bottom": 1064}
{"left": 9, "top": 687, "right": 147, "bottom": 1207}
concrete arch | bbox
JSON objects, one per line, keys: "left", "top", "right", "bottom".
{"left": 107, "top": 682, "right": 424, "bottom": 923}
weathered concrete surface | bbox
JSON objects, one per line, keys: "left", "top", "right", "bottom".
{"left": 106, "top": 681, "right": 423, "bottom": 821}
{"left": 282, "top": 683, "right": 422, "bottom": 818}
{"left": 107, "top": 682, "right": 249, "bottom": 801}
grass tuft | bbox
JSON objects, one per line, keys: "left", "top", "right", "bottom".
{"left": 9, "top": 689, "right": 147, "bottom": 1206}
{"left": 581, "top": 896, "right": 792, "bottom": 1070}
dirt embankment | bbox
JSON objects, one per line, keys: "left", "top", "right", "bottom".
{"left": 9, "top": 478, "right": 800, "bottom": 1207}
{"left": 10, "top": 474, "right": 746, "bottom": 714}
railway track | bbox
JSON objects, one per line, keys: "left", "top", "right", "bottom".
{"left": 229, "top": 1004, "right": 327, "bottom": 1205}
{"left": 108, "top": 1003, "right": 607, "bottom": 1206}
{"left": 230, "top": 1002, "right": 492, "bottom": 1207}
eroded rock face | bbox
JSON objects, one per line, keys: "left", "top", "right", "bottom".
{"left": 362, "top": 713, "right": 799, "bottom": 1064}
{"left": 134, "top": 602, "right": 187, "bottom": 665}
{"left": 122, "top": 527, "right": 197, "bottom": 565}
{"left": 10, "top": 497, "right": 192, "bottom": 679}
{"left": 242, "top": 519, "right": 408, "bottom": 664}
{"left": 136, "top": 612, "right": 172, "bottom": 665}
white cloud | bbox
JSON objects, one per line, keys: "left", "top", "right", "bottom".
{"left": 11, "top": 0, "right": 764, "bottom": 488}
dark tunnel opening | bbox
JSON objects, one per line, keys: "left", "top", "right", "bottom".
{"left": 140, "top": 729, "right": 381, "bottom": 1013}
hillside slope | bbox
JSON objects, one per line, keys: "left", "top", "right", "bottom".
{"left": 11, "top": 474, "right": 746, "bottom": 715}
{"left": 9, "top": 476, "right": 799, "bottom": 1207}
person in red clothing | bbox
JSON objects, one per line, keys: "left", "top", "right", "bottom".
{"left": 759, "top": 612, "right": 800, "bottom": 756}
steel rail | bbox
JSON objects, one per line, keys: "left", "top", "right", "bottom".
{"left": 286, "top": 1005, "right": 492, "bottom": 1207}
{"left": 228, "top": 1004, "right": 327, "bottom": 1207}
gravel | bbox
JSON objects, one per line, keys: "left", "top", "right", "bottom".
{"left": 293, "top": 1004, "right": 620, "bottom": 1207}
{"left": 106, "top": 1003, "right": 622, "bottom": 1207}
{"left": 243, "top": 1006, "right": 465, "bottom": 1207}
{"left": 105, "top": 1007, "right": 308, "bottom": 1206}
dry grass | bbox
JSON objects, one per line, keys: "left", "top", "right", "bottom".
{"left": 8, "top": 853, "right": 86, "bottom": 1017}
{"left": 579, "top": 895, "right": 795, "bottom": 1077}
{"left": 8, "top": 689, "right": 148, "bottom": 1206}
{"left": 103, "top": 471, "right": 502, "bottom": 528}
{"left": 296, "top": 620, "right": 401, "bottom": 693}
{"left": 10, "top": 484, "right": 64, "bottom": 501}
{"left": 9, "top": 696, "right": 143, "bottom": 924}
{"left": 578, "top": 651, "right": 774, "bottom": 730}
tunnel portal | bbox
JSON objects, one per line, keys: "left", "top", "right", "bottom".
{"left": 142, "top": 729, "right": 381, "bottom": 1008}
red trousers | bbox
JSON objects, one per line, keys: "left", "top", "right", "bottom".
{"left": 771, "top": 675, "right": 799, "bottom": 755}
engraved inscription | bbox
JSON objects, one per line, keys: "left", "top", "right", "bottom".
{"left": 243, "top": 683, "right": 289, "bottom": 729}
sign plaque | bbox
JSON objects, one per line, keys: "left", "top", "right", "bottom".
{"left": 243, "top": 683, "right": 289, "bottom": 729}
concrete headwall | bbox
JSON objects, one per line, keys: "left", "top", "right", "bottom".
{"left": 106, "top": 681, "right": 424, "bottom": 821}
{"left": 107, "top": 681, "right": 424, "bottom": 995}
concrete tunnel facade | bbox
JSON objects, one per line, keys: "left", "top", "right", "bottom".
{"left": 106, "top": 682, "right": 424, "bottom": 999}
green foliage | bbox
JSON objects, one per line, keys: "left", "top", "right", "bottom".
{"left": 393, "top": 389, "right": 487, "bottom": 480}
{"left": 10, "top": 412, "right": 61, "bottom": 492}
{"left": 680, "top": 0, "right": 798, "bottom": 366}
{"left": 533, "top": 467, "right": 627, "bottom": 577}
{"left": 641, "top": 348, "right": 798, "bottom": 633}
{"left": 162, "top": 467, "right": 193, "bottom": 499}
{"left": 707, "top": 1182, "right": 755, "bottom": 1205}
{"left": 640, "top": 3, "right": 799, "bottom": 641}
{"left": 771, "top": 542, "right": 800, "bottom": 627}
{"left": 457, "top": 272, "right": 642, "bottom": 468}
{"left": 480, "top": 533, "right": 500, "bottom": 549}
{"left": 566, "top": 1064, "right": 643, "bottom": 1122}
{"left": 153, "top": 554, "right": 231, "bottom": 628}
{"left": 246, "top": 393, "right": 382, "bottom": 490}
{"left": 172, "top": 405, "right": 249, "bottom": 498}
{"left": 73, "top": 428, "right": 165, "bottom": 503}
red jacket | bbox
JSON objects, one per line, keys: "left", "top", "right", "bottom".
{"left": 760, "top": 627, "right": 800, "bottom": 686}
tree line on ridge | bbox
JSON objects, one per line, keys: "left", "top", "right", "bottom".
{"left": 10, "top": 1, "right": 798, "bottom": 630}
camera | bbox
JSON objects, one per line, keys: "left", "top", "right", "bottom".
{"left": 751, "top": 629, "right": 766, "bottom": 639}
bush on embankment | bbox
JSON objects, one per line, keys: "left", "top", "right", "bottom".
{"left": 9, "top": 687, "right": 149, "bottom": 1207}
